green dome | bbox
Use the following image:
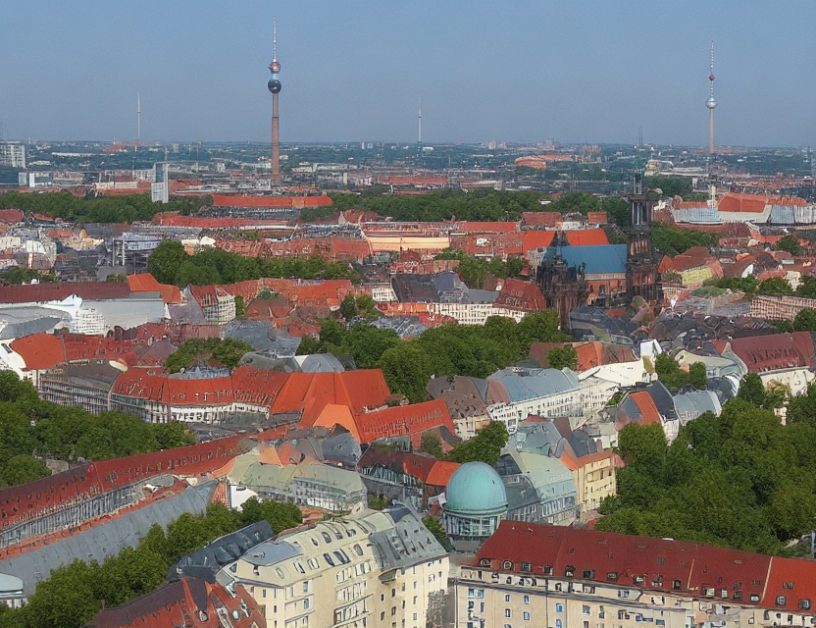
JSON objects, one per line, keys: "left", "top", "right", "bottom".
{"left": 444, "top": 462, "right": 508, "bottom": 516}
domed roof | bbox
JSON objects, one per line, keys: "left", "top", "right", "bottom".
{"left": 444, "top": 462, "right": 508, "bottom": 516}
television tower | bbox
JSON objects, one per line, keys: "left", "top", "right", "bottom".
{"left": 705, "top": 41, "right": 718, "bottom": 155}
{"left": 137, "top": 93, "right": 141, "bottom": 143}
{"left": 267, "top": 17, "right": 282, "bottom": 185}
{"left": 418, "top": 97, "right": 422, "bottom": 144}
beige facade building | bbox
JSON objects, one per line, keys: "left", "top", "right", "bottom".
{"left": 455, "top": 521, "right": 816, "bottom": 628}
{"left": 218, "top": 507, "right": 449, "bottom": 628}
{"left": 560, "top": 450, "right": 623, "bottom": 517}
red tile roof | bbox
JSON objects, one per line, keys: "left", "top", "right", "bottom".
{"left": 9, "top": 333, "right": 65, "bottom": 370}
{"left": 565, "top": 228, "right": 609, "bottom": 246}
{"left": 729, "top": 332, "right": 816, "bottom": 373}
{"left": 354, "top": 399, "right": 455, "bottom": 444}
{"left": 210, "top": 193, "right": 333, "bottom": 208}
{"left": 0, "top": 282, "right": 130, "bottom": 304}
{"left": 717, "top": 192, "right": 769, "bottom": 213}
{"left": 425, "top": 460, "right": 461, "bottom": 487}
{"left": 231, "top": 365, "right": 290, "bottom": 408}
{"left": 475, "top": 521, "right": 772, "bottom": 605}
{"left": 495, "top": 278, "right": 547, "bottom": 311}
{"left": 522, "top": 212, "right": 560, "bottom": 227}
{"left": 0, "top": 209, "right": 24, "bottom": 223}
{"left": 626, "top": 391, "right": 661, "bottom": 426}
{"left": 522, "top": 230, "right": 555, "bottom": 252}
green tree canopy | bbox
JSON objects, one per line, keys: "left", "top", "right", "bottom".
{"left": 793, "top": 308, "right": 816, "bottom": 332}
{"left": 447, "top": 421, "right": 508, "bottom": 465}
{"left": 774, "top": 235, "right": 803, "bottom": 256}
{"left": 547, "top": 345, "right": 578, "bottom": 370}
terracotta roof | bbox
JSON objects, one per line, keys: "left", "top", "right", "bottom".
{"left": 425, "top": 460, "right": 461, "bottom": 486}
{"left": 717, "top": 192, "right": 769, "bottom": 213}
{"left": 9, "top": 333, "right": 65, "bottom": 370}
{"left": 0, "top": 282, "right": 130, "bottom": 304}
{"left": 628, "top": 391, "right": 661, "bottom": 425}
{"left": 231, "top": 366, "right": 290, "bottom": 408}
{"left": 126, "top": 273, "right": 161, "bottom": 292}
{"left": 210, "top": 193, "right": 332, "bottom": 208}
{"left": 565, "top": 229, "right": 609, "bottom": 246}
{"left": 0, "top": 209, "right": 24, "bottom": 223}
{"left": 354, "top": 399, "right": 455, "bottom": 444}
{"left": 522, "top": 212, "right": 560, "bottom": 227}
{"left": 495, "top": 278, "right": 547, "bottom": 311}
{"left": 729, "top": 332, "right": 816, "bottom": 373}
{"left": 474, "top": 521, "right": 783, "bottom": 610}
{"left": 522, "top": 230, "right": 555, "bottom": 252}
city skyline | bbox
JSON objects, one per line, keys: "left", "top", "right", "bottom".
{"left": 1, "top": 1, "right": 814, "bottom": 147}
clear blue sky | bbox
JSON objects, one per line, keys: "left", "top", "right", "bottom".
{"left": 1, "top": 1, "right": 814, "bottom": 147}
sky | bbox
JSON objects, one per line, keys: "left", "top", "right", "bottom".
{"left": 1, "top": 1, "right": 814, "bottom": 147}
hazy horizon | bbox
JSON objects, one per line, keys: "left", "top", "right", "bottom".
{"left": 2, "top": 1, "right": 814, "bottom": 148}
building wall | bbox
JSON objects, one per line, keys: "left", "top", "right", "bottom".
{"left": 571, "top": 456, "right": 618, "bottom": 515}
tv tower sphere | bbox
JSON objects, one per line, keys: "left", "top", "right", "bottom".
{"left": 706, "top": 96, "right": 718, "bottom": 110}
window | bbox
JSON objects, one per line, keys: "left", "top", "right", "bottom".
{"left": 505, "top": 594, "right": 511, "bottom": 603}
{"left": 521, "top": 562, "right": 532, "bottom": 572}
{"left": 353, "top": 543, "right": 364, "bottom": 556}
{"left": 776, "top": 596, "right": 787, "bottom": 606}
{"left": 582, "top": 605, "right": 591, "bottom": 615}
{"left": 523, "top": 612, "right": 530, "bottom": 621}
{"left": 303, "top": 582, "right": 309, "bottom": 593}
{"left": 505, "top": 609, "right": 511, "bottom": 618}
{"left": 800, "top": 599, "right": 812, "bottom": 611}
{"left": 556, "top": 604, "right": 563, "bottom": 613}
{"left": 468, "top": 588, "right": 475, "bottom": 598}
{"left": 783, "top": 582, "right": 794, "bottom": 590}
{"left": 502, "top": 560, "right": 514, "bottom": 570}
{"left": 750, "top": 594, "right": 761, "bottom": 603}
{"left": 304, "top": 599, "right": 310, "bottom": 610}
{"left": 523, "top": 595, "right": 529, "bottom": 605}
{"left": 477, "top": 590, "right": 484, "bottom": 599}
{"left": 606, "top": 572, "right": 618, "bottom": 581}
{"left": 671, "top": 579, "right": 681, "bottom": 590}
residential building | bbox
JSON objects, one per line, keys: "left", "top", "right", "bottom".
{"left": 218, "top": 507, "right": 449, "bottom": 628}
{"left": 455, "top": 520, "right": 816, "bottom": 628}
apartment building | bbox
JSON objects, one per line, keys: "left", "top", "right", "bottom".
{"left": 218, "top": 507, "right": 449, "bottom": 628}
{"left": 455, "top": 520, "right": 816, "bottom": 628}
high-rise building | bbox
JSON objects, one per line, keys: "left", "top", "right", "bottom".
{"left": 267, "top": 17, "right": 282, "bottom": 185}
{"left": 0, "top": 141, "right": 26, "bottom": 168}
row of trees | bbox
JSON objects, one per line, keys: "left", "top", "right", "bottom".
{"left": 165, "top": 337, "right": 255, "bottom": 373}
{"left": 434, "top": 249, "right": 525, "bottom": 289}
{"left": 597, "top": 388, "right": 816, "bottom": 555}
{"left": 0, "top": 190, "right": 203, "bottom": 224}
{"left": 298, "top": 311, "right": 568, "bottom": 403}
{"left": 147, "top": 241, "right": 361, "bottom": 287}
{"left": 0, "top": 499, "right": 302, "bottom": 628}
{"left": 0, "top": 371, "right": 194, "bottom": 486}
{"left": 651, "top": 223, "right": 720, "bottom": 257}
{"left": 704, "top": 274, "right": 816, "bottom": 301}
{"left": 654, "top": 354, "right": 706, "bottom": 393}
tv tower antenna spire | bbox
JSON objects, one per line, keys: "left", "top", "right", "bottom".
{"left": 137, "top": 93, "right": 141, "bottom": 143}
{"left": 705, "top": 40, "right": 718, "bottom": 155}
{"left": 418, "top": 97, "right": 422, "bottom": 145}
{"left": 268, "top": 16, "right": 282, "bottom": 185}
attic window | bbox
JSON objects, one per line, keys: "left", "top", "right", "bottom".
{"left": 564, "top": 566, "right": 575, "bottom": 578}
{"left": 783, "top": 582, "right": 794, "bottom": 590}
{"left": 479, "top": 559, "right": 491, "bottom": 567}
{"left": 582, "top": 570, "right": 595, "bottom": 579}
{"left": 544, "top": 566, "right": 553, "bottom": 576}
{"left": 799, "top": 600, "right": 812, "bottom": 611}
{"left": 776, "top": 596, "right": 787, "bottom": 607}
{"left": 520, "top": 562, "right": 532, "bottom": 572}
{"left": 606, "top": 572, "right": 618, "bottom": 581}
{"left": 750, "top": 594, "right": 761, "bottom": 603}
{"left": 502, "top": 560, "right": 513, "bottom": 570}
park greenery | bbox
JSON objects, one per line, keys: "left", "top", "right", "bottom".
{"left": 654, "top": 354, "right": 707, "bottom": 393}
{"left": 793, "top": 308, "right": 816, "bottom": 332}
{"left": 0, "top": 190, "right": 203, "bottom": 224}
{"left": 339, "top": 294, "right": 380, "bottom": 321}
{"left": 434, "top": 249, "right": 525, "bottom": 289}
{"left": 0, "top": 267, "right": 57, "bottom": 285}
{"left": 321, "top": 189, "right": 635, "bottom": 227}
{"left": 597, "top": 390, "right": 816, "bottom": 555}
{"left": 644, "top": 175, "right": 695, "bottom": 199}
{"left": 0, "top": 371, "right": 194, "bottom": 487}
{"left": 165, "top": 337, "right": 255, "bottom": 373}
{"left": 147, "top": 240, "right": 361, "bottom": 287}
{"left": 650, "top": 223, "right": 719, "bottom": 257}
{"left": 0, "top": 499, "right": 302, "bottom": 628}
{"left": 297, "top": 311, "right": 568, "bottom": 402}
